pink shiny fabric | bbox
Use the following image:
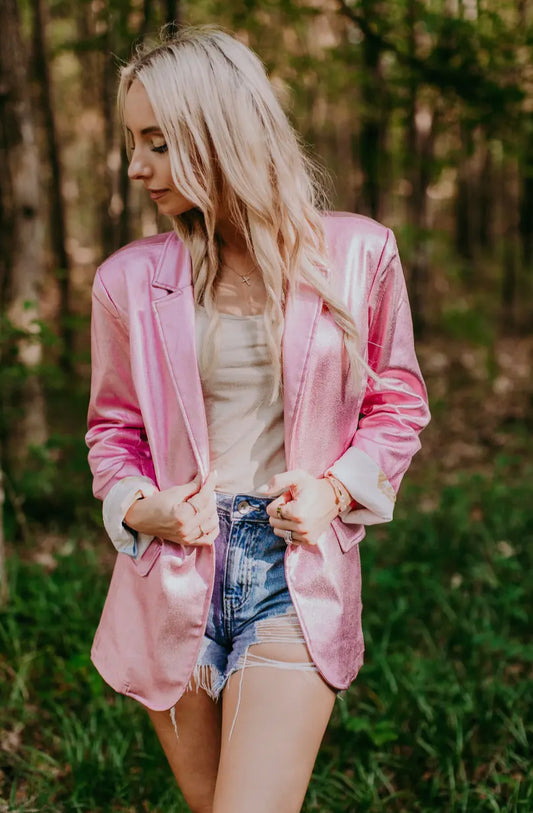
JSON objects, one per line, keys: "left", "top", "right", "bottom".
{"left": 86, "top": 212, "right": 430, "bottom": 710}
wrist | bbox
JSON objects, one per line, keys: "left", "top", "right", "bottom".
{"left": 124, "top": 493, "right": 147, "bottom": 531}
{"left": 320, "top": 476, "right": 339, "bottom": 516}
{"left": 324, "top": 472, "right": 355, "bottom": 514}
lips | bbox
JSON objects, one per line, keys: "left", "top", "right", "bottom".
{"left": 148, "top": 189, "right": 168, "bottom": 201}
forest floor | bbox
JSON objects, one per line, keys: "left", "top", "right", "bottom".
{"left": 1, "top": 334, "right": 532, "bottom": 812}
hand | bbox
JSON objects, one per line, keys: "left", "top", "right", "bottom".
{"left": 260, "top": 469, "right": 338, "bottom": 546}
{"left": 124, "top": 471, "right": 219, "bottom": 547}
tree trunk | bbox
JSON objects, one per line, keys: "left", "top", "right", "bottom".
{"left": 32, "top": 0, "right": 73, "bottom": 373}
{"left": 478, "top": 141, "right": 494, "bottom": 250}
{"left": 404, "top": 0, "right": 437, "bottom": 337}
{"left": 100, "top": 29, "right": 119, "bottom": 258}
{"left": 355, "top": 0, "right": 387, "bottom": 220}
{"left": 0, "top": 465, "right": 6, "bottom": 603}
{"left": 455, "top": 125, "right": 475, "bottom": 260}
{"left": 519, "top": 115, "right": 533, "bottom": 266}
{"left": 0, "top": 0, "right": 48, "bottom": 538}
{"left": 501, "top": 160, "right": 520, "bottom": 331}
{"left": 501, "top": 229, "right": 518, "bottom": 331}
{"left": 163, "top": 0, "right": 182, "bottom": 26}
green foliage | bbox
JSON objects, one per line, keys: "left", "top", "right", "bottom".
{"left": 440, "top": 303, "right": 494, "bottom": 345}
{"left": 1, "top": 461, "right": 531, "bottom": 811}
{"left": 0, "top": 310, "right": 94, "bottom": 535}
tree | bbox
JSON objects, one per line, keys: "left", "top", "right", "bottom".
{"left": 32, "top": 0, "right": 73, "bottom": 372}
{"left": 0, "top": 0, "right": 48, "bottom": 554}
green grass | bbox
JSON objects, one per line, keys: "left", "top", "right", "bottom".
{"left": 1, "top": 459, "right": 532, "bottom": 811}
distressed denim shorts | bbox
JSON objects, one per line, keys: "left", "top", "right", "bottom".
{"left": 189, "top": 492, "right": 317, "bottom": 702}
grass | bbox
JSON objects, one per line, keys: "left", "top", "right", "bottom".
{"left": 1, "top": 457, "right": 532, "bottom": 811}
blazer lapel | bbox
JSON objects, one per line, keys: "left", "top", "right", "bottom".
{"left": 152, "top": 235, "right": 209, "bottom": 479}
{"left": 150, "top": 233, "right": 323, "bottom": 477}
{"left": 282, "top": 282, "right": 323, "bottom": 467}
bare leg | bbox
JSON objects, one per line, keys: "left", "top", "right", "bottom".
{"left": 212, "top": 641, "right": 336, "bottom": 813}
{"left": 146, "top": 682, "right": 222, "bottom": 813}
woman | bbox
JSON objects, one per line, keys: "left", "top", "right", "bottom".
{"left": 86, "top": 25, "right": 430, "bottom": 813}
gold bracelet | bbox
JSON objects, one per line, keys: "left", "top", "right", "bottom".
{"left": 325, "top": 473, "right": 353, "bottom": 513}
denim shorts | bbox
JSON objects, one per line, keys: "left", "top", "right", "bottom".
{"left": 188, "top": 492, "right": 317, "bottom": 701}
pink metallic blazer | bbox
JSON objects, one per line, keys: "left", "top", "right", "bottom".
{"left": 86, "top": 212, "right": 430, "bottom": 710}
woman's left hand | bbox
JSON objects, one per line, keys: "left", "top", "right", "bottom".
{"left": 260, "top": 469, "right": 338, "bottom": 546}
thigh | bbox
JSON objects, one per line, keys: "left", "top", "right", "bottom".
{"left": 146, "top": 684, "right": 222, "bottom": 813}
{"left": 212, "top": 641, "right": 336, "bottom": 813}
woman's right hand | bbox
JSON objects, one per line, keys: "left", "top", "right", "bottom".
{"left": 124, "top": 471, "right": 219, "bottom": 547}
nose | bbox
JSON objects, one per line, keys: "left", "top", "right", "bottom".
{"left": 128, "top": 151, "right": 152, "bottom": 181}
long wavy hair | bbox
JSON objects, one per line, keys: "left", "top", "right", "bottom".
{"left": 118, "top": 26, "right": 365, "bottom": 397}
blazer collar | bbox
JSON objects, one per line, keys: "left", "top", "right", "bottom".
{"left": 152, "top": 232, "right": 192, "bottom": 292}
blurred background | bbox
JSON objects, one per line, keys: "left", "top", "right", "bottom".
{"left": 0, "top": 1, "right": 532, "bottom": 811}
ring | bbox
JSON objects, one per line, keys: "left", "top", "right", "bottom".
{"left": 276, "top": 505, "right": 284, "bottom": 519}
{"left": 282, "top": 529, "right": 293, "bottom": 544}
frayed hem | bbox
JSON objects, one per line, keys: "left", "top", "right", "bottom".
{"left": 169, "top": 704, "right": 179, "bottom": 739}
{"left": 186, "top": 662, "right": 224, "bottom": 702}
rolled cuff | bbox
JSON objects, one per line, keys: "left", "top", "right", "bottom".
{"left": 102, "top": 476, "right": 159, "bottom": 558}
{"left": 328, "top": 447, "right": 396, "bottom": 526}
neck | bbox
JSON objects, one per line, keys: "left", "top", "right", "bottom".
{"left": 215, "top": 215, "right": 247, "bottom": 256}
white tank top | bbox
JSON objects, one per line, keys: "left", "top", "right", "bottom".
{"left": 195, "top": 307, "right": 286, "bottom": 495}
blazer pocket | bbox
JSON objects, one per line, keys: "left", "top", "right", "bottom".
{"left": 132, "top": 538, "right": 162, "bottom": 576}
{"left": 331, "top": 517, "right": 364, "bottom": 554}
{"left": 162, "top": 539, "right": 186, "bottom": 564}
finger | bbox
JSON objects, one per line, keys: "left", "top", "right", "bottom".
{"left": 266, "top": 493, "right": 291, "bottom": 519}
{"left": 267, "top": 495, "right": 303, "bottom": 524}
{"left": 181, "top": 511, "right": 220, "bottom": 544}
{"left": 187, "top": 503, "right": 218, "bottom": 536}
{"left": 190, "top": 470, "right": 218, "bottom": 512}
{"left": 184, "top": 526, "right": 219, "bottom": 547}
{"left": 257, "top": 469, "right": 308, "bottom": 498}
{"left": 196, "top": 514, "right": 219, "bottom": 536}
{"left": 171, "top": 474, "right": 201, "bottom": 501}
{"left": 269, "top": 518, "right": 300, "bottom": 533}
{"left": 181, "top": 529, "right": 206, "bottom": 546}
{"left": 272, "top": 527, "right": 314, "bottom": 546}
{"left": 173, "top": 499, "right": 198, "bottom": 530}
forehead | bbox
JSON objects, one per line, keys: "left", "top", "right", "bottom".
{"left": 123, "top": 79, "right": 160, "bottom": 130}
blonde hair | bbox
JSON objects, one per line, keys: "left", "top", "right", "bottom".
{"left": 118, "top": 25, "right": 365, "bottom": 397}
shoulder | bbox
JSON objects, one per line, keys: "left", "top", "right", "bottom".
{"left": 321, "top": 211, "right": 397, "bottom": 265}
{"left": 93, "top": 231, "right": 190, "bottom": 311}
{"left": 97, "top": 231, "right": 175, "bottom": 283}
{"left": 320, "top": 212, "right": 399, "bottom": 296}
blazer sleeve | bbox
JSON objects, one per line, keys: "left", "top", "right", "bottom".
{"left": 86, "top": 269, "right": 158, "bottom": 556}
{"left": 328, "top": 231, "right": 430, "bottom": 525}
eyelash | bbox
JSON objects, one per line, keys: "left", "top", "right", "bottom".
{"left": 127, "top": 140, "right": 168, "bottom": 155}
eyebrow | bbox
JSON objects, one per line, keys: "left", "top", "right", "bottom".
{"left": 125, "top": 126, "right": 164, "bottom": 136}
{"left": 141, "top": 126, "right": 164, "bottom": 136}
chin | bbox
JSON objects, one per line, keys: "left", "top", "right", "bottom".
{"left": 160, "top": 201, "right": 196, "bottom": 217}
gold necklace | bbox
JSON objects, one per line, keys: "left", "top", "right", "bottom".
{"left": 220, "top": 261, "right": 259, "bottom": 287}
